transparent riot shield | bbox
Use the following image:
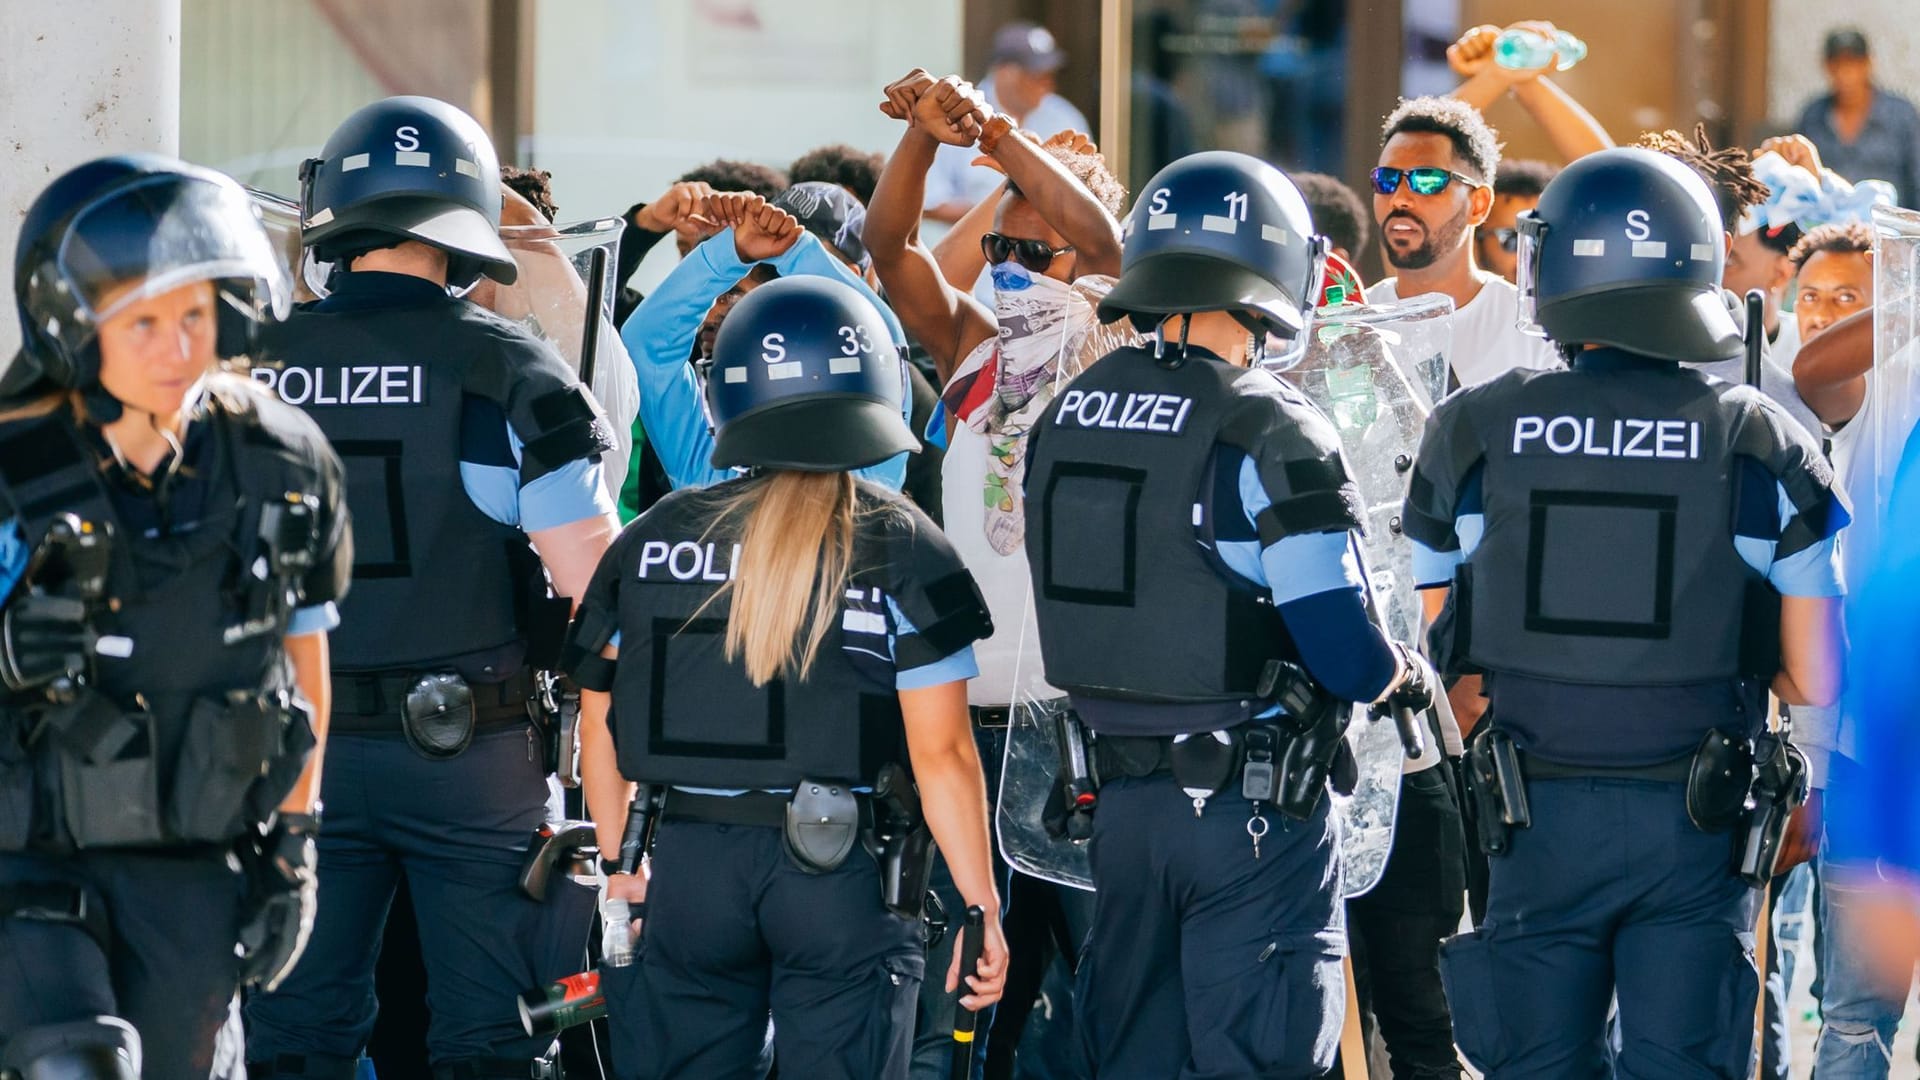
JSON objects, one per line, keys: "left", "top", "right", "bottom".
{"left": 1865, "top": 205, "right": 1920, "bottom": 544}
{"left": 478, "top": 218, "right": 639, "bottom": 500}
{"left": 995, "top": 276, "right": 1141, "bottom": 891}
{"left": 1272, "top": 294, "right": 1452, "bottom": 896}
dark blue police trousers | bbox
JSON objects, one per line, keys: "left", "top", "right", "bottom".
{"left": 1076, "top": 773, "right": 1345, "bottom": 1079}
{"left": 603, "top": 817, "right": 925, "bottom": 1079}
{"left": 0, "top": 847, "right": 244, "bottom": 1080}
{"left": 1440, "top": 777, "right": 1760, "bottom": 1079}
{"left": 246, "top": 726, "right": 594, "bottom": 1073}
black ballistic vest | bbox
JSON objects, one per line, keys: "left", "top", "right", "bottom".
{"left": 258, "top": 292, "right": 576, "bottom": 674}
{"left": 0, "top": 381, "right": 334, "bottom": 845}
{"left": 1022, "top": 345, "right": 1366, "bottom": 734}
{"left": 600, "top": 481, "right": 990, "bottom": 790}
{"left": 1410, "top": 361, "right": 1838, "bottom": 686}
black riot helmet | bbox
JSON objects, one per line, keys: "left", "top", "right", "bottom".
{"left": 6, "top": 154, "right": 291, "bottom": 404}
{"left": 299, "top": 96, "right": 517, "bottom": 287}
{"left": 1515, "top": 147, "right": 1740, "bottom": 363}
{"left": 706, "top": 276, "right": 916, "bottom": 472}
{"left": 1100, "top": 151, "right": 1327, "bottom": 348}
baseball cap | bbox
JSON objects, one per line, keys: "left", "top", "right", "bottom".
{"left": 772, "top": 181, "right": 870, "bottom": 271}
{"left": 990, "top": 21, "right": 1067, "bottom": 74}
{"left": 1825, "top": 28, "right": 1870, "bottom": 60}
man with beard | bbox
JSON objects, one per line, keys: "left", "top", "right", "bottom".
{"left": 865, "top": 68, "right": 1124, "bottom": 1078}
{"left": 1367, "top": 96, "right": 1561, "bottom": 391}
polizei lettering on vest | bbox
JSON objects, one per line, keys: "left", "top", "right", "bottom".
{"left": 637, "top": 540, "right": 742, "bottom": 582}
{"left": 251, "top": 365, "right": 426, "bottom": 407}
{"left": 1510, "top": 415, "right": 1701, "bottom": 460}
{"left": 1053, "top": 389, "right": 1195, "bottom": 435}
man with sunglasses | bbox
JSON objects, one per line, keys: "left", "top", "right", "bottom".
{"left": 1475, "top": 160, "right": 1557, "bottom": 286}
{"left": 1368, "top": 97, "right": 1562, "bottom": 394}
{"left": 866, "top": 67, "right": 1125, "bottom": 1079}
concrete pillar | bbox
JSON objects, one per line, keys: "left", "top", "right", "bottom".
{"left": 0, "top": 0, "right": 181, "bottom": 360}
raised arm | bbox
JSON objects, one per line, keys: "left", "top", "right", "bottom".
{"left": 866, "top": 69, "right": 999, "bottom": 381}
{"left": 1448, "top": 23, "right": 1613, "bottom": 161}
{"left": 1793, "top": 305, "right": 1873, "bottom": 426}
{"left": 968, "top": 119, "right": 1124, "bottom": 277}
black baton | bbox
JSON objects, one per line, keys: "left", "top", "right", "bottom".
{"left": 579, "top": 245, "right": 611, "bottom": 386}
{"left": 1744, "top": 288, "right": 1765, "bottom": 387}
{"left": 950, "top": 905, "right": 986, "bottom": 1080}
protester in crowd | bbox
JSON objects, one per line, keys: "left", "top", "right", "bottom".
{"left": 614, "top": 159, "right": 790, "bottom": 326}
{"left": 617, "top": 191, "right": 913, "bottom": 495}
{"left": 1474, "top": 158, "right": 1555, "bottom": 284}
{"left": 790, "top": 142, "right": 887, "bottom": 206}
{"left": 1782, "top": 221, "right": 1917, "bottom": 1078}
{"left": 1447, "top": 21, "right": 1614, "bottom": 161}
{"left": 501, "top": 164, "right": 559, "bottom": 223}
{"left": 1796, "top": 28, "right": 1920, "bottom": 208}
{"left": 868, "top": 67, "right": 1125, "bottom": 1080}
{"left": 1295, "top": 170, "right": 1369, "bottom": 264}
{"left": 1369, "top": 96, "right": 1560, "bottom": 388}
{"left": 923, "top": 23, "right": 1091, "bottom": 223}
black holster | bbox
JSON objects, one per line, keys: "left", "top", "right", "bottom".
{"left": 401, "top": 672, "right": 476, "bottom": 760}
{"left": 1685, "top": 729, "right": 1754, "bottom": 833}
{"left": 867, "top": 763, "right": 934, "bottom": 920}
{"left": 1733, "top": 733, "right": 1809, "bottom": 886}
{"left": 1462, "top": 727, "right": 1530, "bottom": 856}
{"left": 1264, "top": 660, "right": 1352, "bottom": 821}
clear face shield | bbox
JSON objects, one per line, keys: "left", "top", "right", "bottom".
{"left": 1257, "top": 239, "right": 1331, "bottom": 371}
{"left": 47, "top": 174, "right": 292, "bottom": 355}
{"left": 1512, "top": 211, "right": 1549, "bottom": 337}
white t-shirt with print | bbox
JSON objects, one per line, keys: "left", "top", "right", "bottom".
{"left": 1368, "top": 273, "right": 1563, "bottom": 388}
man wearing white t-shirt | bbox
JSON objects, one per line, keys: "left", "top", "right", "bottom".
{"left": 1368, "top": 97, "right": 1562, "bottom": 392}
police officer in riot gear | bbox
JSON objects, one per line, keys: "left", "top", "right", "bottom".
{"left": 1405, "top": 147, "right": 1848, "bottom": 1077}
{"left": 562, "top": 275, "right": 1007, "bottom": 1079}
{"left": 243, "top": 97, "right": 621, "bottom": 1080}
{"left": 0, "top": 155, "right": 351, "bottom": 1079}
{"left": 1021, "top": 150, "right": 1436, "bottom": 1077}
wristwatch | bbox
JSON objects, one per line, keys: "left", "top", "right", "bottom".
{"left": 978, "top": 112, "right": 1016, "bottom": 156}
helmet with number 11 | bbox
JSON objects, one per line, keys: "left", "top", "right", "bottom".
{"left": 1099, "top": 150, "right": 1328, "bottom": 360}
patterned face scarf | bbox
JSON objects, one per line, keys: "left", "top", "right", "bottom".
{"left": 939, "top": 266, "right": 1135, "bottom": 554}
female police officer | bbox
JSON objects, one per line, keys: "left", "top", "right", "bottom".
{"left": 1405, "top": 147, "right": 1847, "bottom": 1077}
{"left": 0, "top": 155, "right": 350, "bottom": 1078}
{"left": 1019, "top": 150, "right": 1436, "bottom": 1078}
{"left": 563, "top": 274, "right": 1006, "bottom": 1079}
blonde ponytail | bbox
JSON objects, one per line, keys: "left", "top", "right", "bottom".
{"left": 714, "top": 470, "right": 859, "bottom": 686}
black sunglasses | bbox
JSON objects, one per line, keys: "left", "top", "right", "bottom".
{"left": 982, "top": 232, "right": 1075, "bottom": 273}
{"left": 1370, "top": 166, "right": 1484, "bottom": 197}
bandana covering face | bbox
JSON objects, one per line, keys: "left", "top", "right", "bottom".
{"left": 937, "top": 266, "right": 1136, "bottom": 554}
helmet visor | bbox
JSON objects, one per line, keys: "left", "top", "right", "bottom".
{"left": 56, "top": 174, "right": 291, "bottom": 329}
{"left": 1513, "top": 211, "right": 1548, "bottom": 338}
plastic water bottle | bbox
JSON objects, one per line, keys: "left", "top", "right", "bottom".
{"left": 1493, "top": 27, "right": 1587, "bottom": 72}
{"left": 601, "top": 896, "right": 634, "bottom": 967}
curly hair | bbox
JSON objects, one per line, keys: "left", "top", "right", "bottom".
{"left": 1294, "top": 171, "right": 1368, "bottom": 256}
{"left": 789, "top": 144, "right": 886, "bottom": 206}
{"left": 1492, "top": 158, "right": 1558, "bottom": 200}
{"left": 1004, "top": 145, "right": 1128, "bottom": 218}
{"left": 1789, "top": 222, "right": 1874, "bottom": 270}
{"left": 1381, "top": 96, "right": 1502, "bottom": 184}
{"left": 500, "top": 165, "right": 557, "bottom": 222}
{"left": 1635, "top": 125, "right": 1768, "bottom": 230}
{"left": 677, "top": 158, "right": 789, "bottom": 200}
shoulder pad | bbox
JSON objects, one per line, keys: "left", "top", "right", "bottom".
{"left": 863, "top": 495, "right": 993, "bottom": 663}
{"left": 1218, "top": 371, "right": 1365, "bottom": 543}
{"left": 1728, "top": 386, "right": 1847, "bottom": 551}
{"left": 454, "top": 315, "right": 617, "bottom": 477}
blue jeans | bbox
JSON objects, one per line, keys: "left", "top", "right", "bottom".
{"left": 1813, "top": 843, "right": 1907, "bottom": 1077}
